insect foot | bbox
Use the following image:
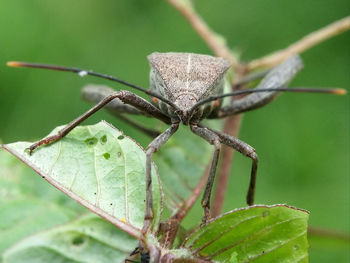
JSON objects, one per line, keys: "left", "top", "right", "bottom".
{"left": 26, "top": 133, "right": 63, "bottom": 155}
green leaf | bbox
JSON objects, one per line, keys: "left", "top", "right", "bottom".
{"left": 0, "top": 150, "right": 79, "bottom": 255}
{"left": 0, "top": 199, "right": 76, "bottom": 255}
{"left": 0, "top": 149, "right": 27, "bottom": 203}
{"left": 81, "top": 83, "right": 222, "bottom": 216}
{"left": 2, "top": 214, "right": 138, "bottom": 263}
{"left": 0, "top": 149, "right": 85, "bottom": 210}
{"left": 2, "top": 121, "right": 162, "bottom": 238}
{"left": 183, "top": 205, "right": 309, "bottom": 262}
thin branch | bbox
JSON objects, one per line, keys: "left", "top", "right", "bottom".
{"left": 308, "top": 226, "right": 350, "bottom": 242}
{"left": 166, "top": 2, "right": 350, "bottom": 222}
{"left": 167, "top": 0, "right": 242, "bottom": 72}
{"left": 162, "top": 163, "right": 211, "bottom": 248}
{"left": 247, "top": 16, "right": 350, "bottom": 71}
{"left": 212, "top": 17, "right": 350, "bottom": 211}
{"left": 172, "top": 165, "right": 211, "bottom": 222}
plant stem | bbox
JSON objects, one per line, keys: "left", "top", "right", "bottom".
{"left": 247, "top": 16, "right": 350, "bottom": 71}
{"left": 166, "top": 0, "right": 242, "bottom": 71}
{"left": 172, "top": 165, "right": 211, "bottom": 222}
{"left": 308, "top": 226, "right": 350, "bottom": 242}
{"left": 167, "top": 0, "right": 350, "bottom": 220}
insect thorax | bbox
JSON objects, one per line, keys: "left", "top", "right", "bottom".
{"left": 148, "top": 52, "right": 231, "bottom": 124}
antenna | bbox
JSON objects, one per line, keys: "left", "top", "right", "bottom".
{"left": 7, "top": 61, "right": 178, "bottom": 109}
{"left": 190, "top": 87, "right": 346, "bottom": 112}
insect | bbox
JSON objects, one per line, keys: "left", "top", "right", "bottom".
{"left": 125, "top": 247, "right": 150, "bottom": 263}
{"left": 7, "top": 52, "right": 345, "bottom": 257}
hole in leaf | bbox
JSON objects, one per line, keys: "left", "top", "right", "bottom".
{"left": 85, "top": 137, "right": 98, "bottom": 147}
{"left": 100, "top": 135, "right": 107, "bottom": 144}
{"left": 72, "top": 236, "right": 85, "bottom": 246}
{"left": 117, "top": 135, "right": 125, "bottom": 140}
{"left": 262, "top": 211, "right": 270, "bottom": 217}
{"left": 103, "top": 153, "right": 110, "bottom": 160}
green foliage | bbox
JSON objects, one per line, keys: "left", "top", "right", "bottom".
{"left": 3, "top": 214, "right": 137, "bottom": 263}
{"left": 0, "top": 150, "right": 80, "bottom": 256}
{"left": 0, "top": 1, "right": 348, "bottom": 262}
{"left": 3, "top": 121, "right": 162, "bottom": 236}
{"left": 0, "top": 199, "right": 76, "bottom": 256}
{"left": 2, "top": 122, "right": 310, "bottom": 262}
{"left": 184, "top": 206, "right": 309, "bottom": 262}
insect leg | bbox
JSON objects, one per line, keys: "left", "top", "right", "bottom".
{"left": 190, "top": 124, "right": 221, "bottom": 223}
{"left": 82, "top": 85, "right": 151, "bottom": 116}
{"left": 141, "top": 123, "right": 179, "bottom": 238}
{"left": 201, "top": 125, "right": 258, "bottom": 206}
{"left": 83, "top": 85, "right": 161, "bottom": 138}
{"left": 216, "top": 55, "right": 303, "bottom": 118}
{"left": 28, "top": 90, "right": 171, "bottom": 154}
{"left": 124, "top": 247, "right": 143, "bottom": 263}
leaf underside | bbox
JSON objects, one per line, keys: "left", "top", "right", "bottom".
{"left": 2, "top": 214, "right": 137, "bottom": 263}
{"left": 0, "top": 149, "right": 81, "bottom": 255}
{"left": 0, "top": 199, "right": 76, "bottom": 255}
{"left": 2, "top": 121, "right": 162, "bottom": 238}
{"left": 2, "top": 122, "right": 310, "bottom": 263}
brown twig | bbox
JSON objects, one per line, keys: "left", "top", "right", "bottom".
{"left": 167, "top": 0, "right": 242, "bottom": 72}
{"left": 211, "top": 16, "right": 350, "bottom": 215}
{"left": 247, "top": 16, "right": 350, "bottom": 71}
{"left": 164, "top": 165, "right": 210, "bottom": 247}
{"left": 172, "top": 165, "right": 211, "bottom": 222}
{"left": 308, "top": 226, "right": 350, "bottom": 242}
{"left": 167, "top": 0, "right": 350, "bottom": 221}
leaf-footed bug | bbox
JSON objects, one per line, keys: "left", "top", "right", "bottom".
{"left": 7, "top": 52, "right": 346, "bottom": 254}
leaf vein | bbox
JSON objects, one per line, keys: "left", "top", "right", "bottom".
{"left": 207, "top": 217, "right": 304, "bottom": 260}
{"left": 192, "top": 215, "right": 259, "bottom": 253}
{"left": 47, "top": 139, "right": 62, "bottom": 180}
{"left": 111, "top": 132, "right": 129, "bottom": 222}
{"left": 87, "top": 126, "right": 101, "bottom": 207}
{"left": 245, "top": 230, "right": 307, "bottom": 262}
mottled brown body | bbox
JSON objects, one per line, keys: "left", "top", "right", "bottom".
{"left": 148, "top": 52, "right": 230, "bottom": 124}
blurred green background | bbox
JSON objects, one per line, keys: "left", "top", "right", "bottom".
{"left": 0, "top": 0, "right": 349, "bottom": 262}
